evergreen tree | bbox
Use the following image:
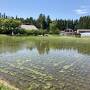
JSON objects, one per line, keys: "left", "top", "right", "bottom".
{"left": 46, "top": 15, "right": 51, "bottom": 31}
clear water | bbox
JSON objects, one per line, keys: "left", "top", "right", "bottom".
{"left": 0, "top": 37, "right": 90, "bottom": 90}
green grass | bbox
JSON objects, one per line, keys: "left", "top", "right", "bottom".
{"left": 0, "top": 34, "right": 90, "bottom": 44}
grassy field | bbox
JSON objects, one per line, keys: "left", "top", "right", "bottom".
{"left": 0, "top": 35, "right": 90, "bottom": 44}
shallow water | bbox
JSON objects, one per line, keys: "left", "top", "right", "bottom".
{"left": 0, "top": 37, "right": 90, "bottom": 90}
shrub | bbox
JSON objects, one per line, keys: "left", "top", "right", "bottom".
{"left": 23, "top": 29, "right": 48, "bottom": 36}
{"left": 49, "top": 29, "right": 60, "bottom": 34}
{"left": 24, "top": 30, "right": 39, "bottom": 36}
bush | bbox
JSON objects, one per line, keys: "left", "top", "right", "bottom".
{"left": 24, "top": 30, "right": 39, "bottom": 36}
{"left": 39, "top": 29, "right": 48, "bottom": 35}
{"left": 23, "top": 29, "right": 48, "bottom": 36}
{"left": 18, "top": 29, "right": 26, "bottom": 34}
{"left": 49, "top": 29, "right": 60, "bottom": 34}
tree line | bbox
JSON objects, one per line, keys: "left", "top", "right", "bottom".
{"left": 0, "top": 13, "right": 90, "bottom": 35}
{"left": 17, "top": 14, "right": 90, "bottom": 30}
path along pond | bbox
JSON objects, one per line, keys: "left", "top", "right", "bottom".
{"left": 0, "top": 36, "right": 90, "bottom": 90}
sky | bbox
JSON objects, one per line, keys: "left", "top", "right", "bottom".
{"left": 0, "top": 0, "right": 90, "bottom": 19}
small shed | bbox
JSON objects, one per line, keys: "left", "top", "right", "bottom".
{"left": 60, "top": 29, "right": 75, "bottom": 36}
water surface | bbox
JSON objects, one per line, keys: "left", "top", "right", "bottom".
{"left": 0, "top": 36, "right": 90, "bottom": 90}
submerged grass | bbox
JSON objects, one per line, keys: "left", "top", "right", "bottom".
{"left": 0, "top": 80, "right": 18, "bottom": 90}
{"left": 0, "top": 35, "right": 90, "bottom": 90}
{"left": 0, "top": 84, "right": 13, "bottom": 90}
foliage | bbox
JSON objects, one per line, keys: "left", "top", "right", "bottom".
{"left": 78, "top": 16, "right": 90, "bottom": 29}
{"left": 0, "top": 13, "right": 90, "bottom": 35}
{"left": 36, "top": 14, "right": 49, "bottom": 30}
{"left": 0, "top": 18, "right": 21, "bottom": 34}
{"left": 23, "top": 29, "right": 48, "bottom": 36}
{"left": 49, "top": 21, "right": 60, "bottom": 34}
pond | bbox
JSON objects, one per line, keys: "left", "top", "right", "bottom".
{"left": 0, "top": 36, "right": 90, "bottom": 90}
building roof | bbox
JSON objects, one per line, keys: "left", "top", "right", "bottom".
{"left": 77, "top": 29, "right": 90, "bottom": 31}
{"left": 21, "top": 25, "right": 38, "bottom": 30}
{"left": 77, "top": 29, "right": 90, "bottom": 33}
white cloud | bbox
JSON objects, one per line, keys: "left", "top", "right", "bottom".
{"left": 75, "top": 9, "right": 88, "bottom": 15}
{"left": 74, "top": 6, "right": 89, "bottom": 15}
{"left": 80, "top": 5, "right": 90, "bottom": 9}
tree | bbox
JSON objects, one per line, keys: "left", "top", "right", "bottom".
{"left": 36, "top": 14, "right": 47, "bottom": 29}
{"left": 0, "top": 13, "right": 1, "bottom": 18}
{"left": 56, "top": 19, "right": 66, "bottom": 30}
{"left": 49, "top": 21, "right": 60, "bottom": 34}
{"left": 78, "top": 16, "right": 90, "bottom": 29}
{"left": 73, "top": 19, "right": 79, "bottom": 30}
{"left": 46, "top": 15, "right": 51, "bottom": 31}
{"left": 3, "top": 13, "right": 6, "bottom": 18}
{"left": 0, "top": 18, "right": 21, "bottom": 34}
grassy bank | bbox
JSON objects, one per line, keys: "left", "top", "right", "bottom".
{"left": 0, "top": 35, "right": 90, "bottom": 44}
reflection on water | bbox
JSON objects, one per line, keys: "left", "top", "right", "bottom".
{"left": 0, "top": 37, "right": 90, "bottom": 90}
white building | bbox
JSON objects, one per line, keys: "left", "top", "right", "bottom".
{"left": 81, "top": 32, "right": 90, "bottom": 37}
{"left": 77, "top": 29, "right": 90, "bottom": 37}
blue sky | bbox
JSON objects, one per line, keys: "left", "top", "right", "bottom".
{"left": 0, "top": 0, "right": 90, "bottom": 19}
